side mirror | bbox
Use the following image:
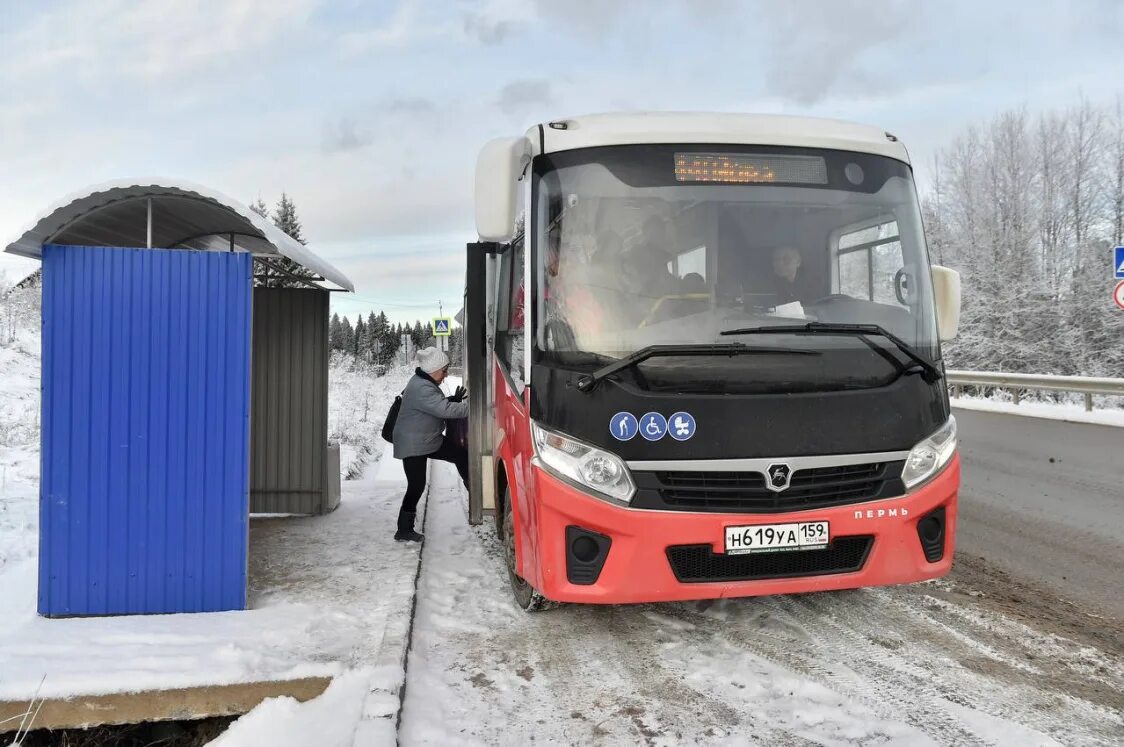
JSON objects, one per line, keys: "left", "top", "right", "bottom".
{"left": 474, "top": 137, "right": 530, "bottom": 243}
{"left": 931, "top": 265, "right": 961, "bottom": 341}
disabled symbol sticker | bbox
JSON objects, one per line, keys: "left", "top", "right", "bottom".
{"left": 668, "top": 412, "right": 696, "bottom": 441}
{"left": 610, "top": 412, "right": 638, "bottom": 441}
{"left": 640, "top": 412, "right": 668, "bottom": 441}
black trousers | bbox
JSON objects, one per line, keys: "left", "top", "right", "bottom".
{"left": 400, "top": 436, "right": 469, "bottom": 516}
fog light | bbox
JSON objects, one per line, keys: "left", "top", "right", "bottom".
{"left": 572, "top": 535, "right": 600, "bottom": 563}
{"left": 565, "top": 526, "right": 611, "bottom": 585}
{"left": 917, "top": 507, "right": 946, "bottom": 562}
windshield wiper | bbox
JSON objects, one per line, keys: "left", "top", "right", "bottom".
{"left": 574, "top": 343, "right": 818, "bottom": 393}
{"left": 720, "top": 322, "right": 942, "bottom": 383}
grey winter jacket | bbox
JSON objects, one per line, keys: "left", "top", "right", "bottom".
{"left": 392, "top": 370, "right": 469, "bottom": 459}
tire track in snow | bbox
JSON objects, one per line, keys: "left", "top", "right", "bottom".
{"left": 400, "top": 473, "right": 927, "bottom": 746}
{"left": 666, "top": 581, "right": 1119, "bottom": 747}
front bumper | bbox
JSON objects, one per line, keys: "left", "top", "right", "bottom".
{"left": 527, "top": 454, "right": 960, "bottom": 604}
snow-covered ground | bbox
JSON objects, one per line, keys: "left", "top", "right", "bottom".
{"left": 0, "top": 327, "right": 427, "bottom": 741}
{"left": 0, "top": 435, "right": 423, "bottom": 701}
{"left": 396, "top": 464, "right": 1122, "bottom": 747}
{"left": 3, "top": 318, "right": 1122, "bottom": 746}
{"left": 952, "top": 395, "right": 1124, "bottom": 427}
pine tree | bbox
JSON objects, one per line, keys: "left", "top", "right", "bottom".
{"left": 353, "top": 315, "right": 366, "bottom": 358}
{"left": 329, "top": 312, "right": 343, "bottom": 351}
{"left": 340, "top": 316, "right": 355, "bottom": 355}
{"left": 255, "top": 192, "right": 317, "bottom": 288}
{"left": 373, "top": 311, "right": 394, "bottom": 365}
{"left": 250, "top": 198, "right": 270, "bottom": 220}
{"left": 273, "top": 193, "right": 306, "bottom": 245}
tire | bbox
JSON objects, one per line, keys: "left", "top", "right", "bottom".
{"left": 494, "top": 481, "right": 505, "bottom": 541}
{"left": 502, "top": 487, "right": 548, "bottom": 612}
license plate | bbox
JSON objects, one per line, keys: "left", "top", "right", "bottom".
{"left": 724, "top": 521, "right": 830, "bottom": 555}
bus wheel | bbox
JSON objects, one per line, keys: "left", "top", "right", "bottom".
{"left": 502, "top": 488, "right": 547, "bottom": 612}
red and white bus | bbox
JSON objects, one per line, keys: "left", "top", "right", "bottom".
{"left": 463, "top": 113, "right": 962, "bottom": 610}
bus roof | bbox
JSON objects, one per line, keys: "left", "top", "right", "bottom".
{"left": 525, "top": 112, "right": 911, "bottom": 165}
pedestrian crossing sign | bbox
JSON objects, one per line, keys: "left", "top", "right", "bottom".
{"left": 432, "top": 317, "right": 452, "bottom": 336}
{"left": 1115, "top": 246, "right": 1124, "bottom": 279}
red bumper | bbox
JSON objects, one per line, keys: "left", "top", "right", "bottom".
{"left": 526, "top": 455, "right": 960, "bottom": 604}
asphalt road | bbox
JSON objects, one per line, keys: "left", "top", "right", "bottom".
{"left": 954, "top": 408, "right": 1124, "bottom": 618}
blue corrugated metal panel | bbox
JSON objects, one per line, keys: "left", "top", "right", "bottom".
{"left": 39, "top": 245, "right": 252, "bottom": 616}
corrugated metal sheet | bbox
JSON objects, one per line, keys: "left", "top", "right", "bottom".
{"left": 39, "top": 245, "right": 252, "bottom": 616}
{"left": 249, "top": 288, "right": 331, "bottom": 515}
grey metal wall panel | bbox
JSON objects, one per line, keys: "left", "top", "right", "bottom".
{"left": 249, "top": 288, "right": 330, "bottom": 514}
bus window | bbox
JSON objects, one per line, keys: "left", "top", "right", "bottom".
{"left": 496, "top": 238, "right": 526, "bottom": 389}
{"left": 837, "top": 220, "right": 904, "bottom": 305}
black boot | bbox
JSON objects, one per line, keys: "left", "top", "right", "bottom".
{"left": 395, "top": 510, "right": 423, "bottom": 542}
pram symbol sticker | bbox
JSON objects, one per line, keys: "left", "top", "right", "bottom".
{"left": 668, "top": 412, "right": 696, "bottom": 441}
{"left": 610, "top": 412, "right": 638, "bottom": 441}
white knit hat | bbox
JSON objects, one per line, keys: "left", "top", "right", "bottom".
{"left": 417, "top": 346, "right": 450, "bottom": 374}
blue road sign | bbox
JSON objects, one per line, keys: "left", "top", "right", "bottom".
{"left": 640, "top": 412, "right": 668, "bottom": 441}
{"left": 668, "top": 411, "right": 697, "bottom": 441}
{"left": 610, "top": 412, "right": 638, "bottom": 441}
{"left": 432, "top": 317, "right": 452, "bottom": 336}
{"left": 1115, "top": 247, "right": 1124, "bottom": 280}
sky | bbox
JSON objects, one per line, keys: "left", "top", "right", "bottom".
{"left": 1, "top": 0, "right": 1122, "bottom": 324}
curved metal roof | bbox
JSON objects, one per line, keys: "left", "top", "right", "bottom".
{"left": 3, "top": 179, "right": 354, "bottom": 291}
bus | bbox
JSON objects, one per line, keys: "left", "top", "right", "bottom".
{"left": 462, "top": 113, "right": 961, "bottom": 610}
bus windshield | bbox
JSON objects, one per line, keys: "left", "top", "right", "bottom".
{"left": 531, "top": 144, "right": 940, "bottom": 378}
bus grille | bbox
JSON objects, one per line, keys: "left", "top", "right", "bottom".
{"left": 666, "top": 536, "right": 874, "bottom": 583}
{"left": 632, "top": 461, "right": 904, "bottom": 513}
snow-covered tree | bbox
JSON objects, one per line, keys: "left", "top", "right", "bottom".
{"left": 273, "top": 193, "right": 306, "bottom": 245}
{"left": 926, "top": 98, "right": 1124, "bottom": 382}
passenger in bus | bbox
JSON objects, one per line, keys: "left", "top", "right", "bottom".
{"left": 618, "top": 242, "right": 678, "bottom": 324}
{"left": 680, "top": 272, "right": 706, "bottom": 294}
{"left": 766, "top": 245, "right": 817, "bottom": 304}
{"left": 391, "top": 347, "right": 468, "bottom": 542}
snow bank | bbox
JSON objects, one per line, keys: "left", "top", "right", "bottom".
{"left": 952, "top": 396, "right": 1124, "bottom": 428}
{"left": 0, "top": 330, "right": 426, "bottom": 730}
{"left": 208, "top": 668, "right": 374, "bottom": 747}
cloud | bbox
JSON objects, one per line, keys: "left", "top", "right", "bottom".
{"left": 528, "top": 0, "right": 644, "bottom": 35}
{"left": 338, "top": 0, "right": 454, "bottom": 55}
{"left": 497, "top": 79, "right": 553, "bottom": 115}
{"left": 322, "top": 118, "right": 373, "bottom": 153}
{"left": 755, "top": 0, "right": 919, "bottom": 105}
{"left": 463, "top": 13, "right": 513, "bottom": 45}
{"left": 2, "top": 0, "right": 322, "bottom": 82}
{"left": 379, "top": 97, "right": 439, "bottom": 116}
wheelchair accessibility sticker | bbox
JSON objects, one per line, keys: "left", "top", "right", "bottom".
{"left": 610, "top": 412, "right": 639, "bottom": 441}
{"left": 640, "top": 412, "right": 668, "bottom": 441}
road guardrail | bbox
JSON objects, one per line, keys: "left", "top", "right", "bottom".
{"left": 946, "top": 370, "right": 1124, "bottom": 412}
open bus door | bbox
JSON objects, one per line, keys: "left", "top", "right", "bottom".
{"left": 464, "top": 241, "right": 499, "bottom": 525}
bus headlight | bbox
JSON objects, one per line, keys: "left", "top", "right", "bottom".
{"left": 531, "top": 422, "right": 636, "bottom": 503}
{"left": 901, "top": 416, "right": 957, "bottom": 489}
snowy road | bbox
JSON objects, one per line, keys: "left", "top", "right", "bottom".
{"left": 398, "top": 463, "right": 1123, "bottom": 746}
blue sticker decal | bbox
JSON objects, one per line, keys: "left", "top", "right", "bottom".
{"left": 1116, "top": 246, "right": 1124, "bottom": 279}
{"left": 640, "top": 412, "right": 668, "bottom": 441}
{"left": 610, "top": 412, "right": 638, "bottom": 441}
{"left": 668, "top": 412, "right": 696, "bottom": 441}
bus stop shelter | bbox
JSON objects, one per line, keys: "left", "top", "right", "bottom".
{"left": 4, "top": 180, "right": 354, "bottom": 616}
